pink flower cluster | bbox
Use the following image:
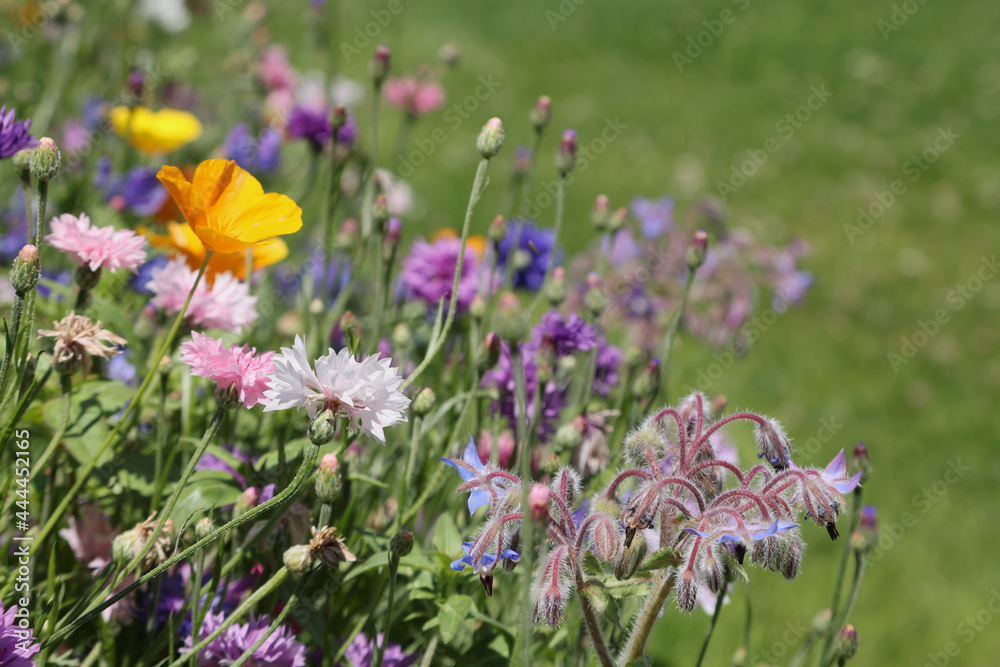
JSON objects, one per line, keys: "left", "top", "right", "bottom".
{"left": 145, "top": 257, "right": 258, "bottom": 332}
{"left": 46, "top": 213, "right": 147, "bottom": 273}
{"left": 384, "top": 78, "right": 446, "bottom": 117}
{"left": 180, "top": 332, "right": 275, "bottom": 409}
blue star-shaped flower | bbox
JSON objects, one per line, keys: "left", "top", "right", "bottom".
{"left": 820, "top": 449, "right": 863, "bottom": 494}
{"left": 441, "top": 436, "right": 491, "bottom": 516}
{"left": 449, "top": 541, "right": 521, "bottom": 572}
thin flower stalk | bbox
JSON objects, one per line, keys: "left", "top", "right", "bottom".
{"left": 513, "top": 344, "right": 535, "bottom": 666}
{"left": 29, "top": 373, "right": 72, "bottom": 480}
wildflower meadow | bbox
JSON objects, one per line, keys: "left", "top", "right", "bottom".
{"left": 1, "top": 1, "right": 998, "bottom": 666}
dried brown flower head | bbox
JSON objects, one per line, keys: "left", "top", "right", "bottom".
{"left": 308, "top": 526, "right": 357, "bottom": 570}
{"left": 38, "top": 311, "right": 126, "bottom": 376}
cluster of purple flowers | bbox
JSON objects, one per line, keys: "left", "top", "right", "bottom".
{"left": 0, "top": 105, "right": 37, "bottom": 158}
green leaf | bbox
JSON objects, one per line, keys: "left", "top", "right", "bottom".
{"left": 638, "top": 547, "right": 681, "bottom": 573}
{"left": 43, "top": 380, "right": 134, "bottom": 467}
{"left": 346, "top": 472, "right": 389, "bottom": 489}
{"left": 432, "top": 513, "right": 462, "bottom": 560}
{"left": 165, "top": 470, "right": 243, "bottom": 524}
{"left": 436, "top": 594, "right": 474, "bottom": 645}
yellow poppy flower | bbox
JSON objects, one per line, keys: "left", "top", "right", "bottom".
{"left": 140, "top": 221, "right": 289, "bottom": 281}
{"left": 432, "top": 228, "right": 488, "bottom": 259}
{"left": 110, "top": 106, "right": 203, "bottom": 154}
{"left": 156, "top": 159, "right": 302, "bottom": 254}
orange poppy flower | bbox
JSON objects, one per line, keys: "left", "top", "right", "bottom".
{"left": 140, "top": 221, "right": 289, "bottom": 281}
{"left": 431, "top": 228, "right": 488, "bottom": 260}
{"left": 156, "top": 159, "right": 302, "bottom": 254}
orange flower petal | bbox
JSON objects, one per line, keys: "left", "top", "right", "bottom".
{"left": 227, "top": 192, "right": 303, "bottom": 246}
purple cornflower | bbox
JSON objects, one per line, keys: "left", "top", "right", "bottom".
{"left": 530, "top": 311, "right": 598, "bottom": 357}
{"left": 342, "top": 632, "right": 417, "bottom": 667}
{"left": 1, "top": 191, "right": 29, "bottom": 261}
{"left": 631, "top": 195, "right": 675, "bottom": 238}
{"left": 224, "top": 123, "right": 283, "bottom": 173}
{"left": 336, "top": 113, "right": 358, "bottom": 148}
{"left": 181, "top": 611, "right": 307, "bottom": 666}
{"left": 496, "top": 220, "right": 559, "bottom": 291}
{"left": 0, "top": 599, "right": 40, "bottom": 666}
{"left": 400, "top": 237, "right": 480, "bottom": 313}
{"left": 95, "top": 158, "right": 169, "bottom": 217}
{"left": 482, "top": 341, "right": 567, "bottom": 444}
{"left": 0, "top": 106, "right": 37, "bottom": 158}
{"left": 593, "top": 338, "right": 623, "bottom": 396}
{"left": 287, "top": 106, "right": 332, "bottom": 152}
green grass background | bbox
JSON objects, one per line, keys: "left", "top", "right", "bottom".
{"left": 5, "top": 0, "right": 1000, "bottom": 664}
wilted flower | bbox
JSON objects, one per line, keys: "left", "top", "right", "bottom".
{"left": 146, "top": 257, "right": 258, "bottom": 332}
{"left": 308, "top": 526, "right": 358, "bottom": 569}
{"left": 179, "top": 332, "right": 275, "bottom": 409}
{"left": 59, "top": 503, "right": 118, "bottom": 569}
{"left": 263, "top": 335, "right": 410, "bottom": 444}
{"left": 110, "top": 106, "right": 202, "bottom": 154}
{"left": 38, "top": 311, "right": 127, "bottom": 376}
{"left": 46, "top": 212, "right": 147, "bottom": 273}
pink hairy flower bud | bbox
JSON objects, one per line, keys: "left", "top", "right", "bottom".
{"left": 592, "top": 514, "right": 621, "bottom": 562}
{"left": 675, "top": 568, "right": 699, "bottom": 612}
{"left": 754, "top": 417, "right": 792, "bottom": 471}
{"left": 528, "top": 483, "right": 549, "bottom": 522}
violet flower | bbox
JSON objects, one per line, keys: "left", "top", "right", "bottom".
{"left": 342, "top": 632, "right": 417, "bottom": 667}
{"left": 400, "top": 236, "right": 480, "bottom": 313}
{"left": 497, "top": 220, "right": 560, "bottom": 291}
{"left": 287, "top": 106, "right": 331, "bottom": 152}
{"left": 0, "top": 600, "right": 40, "bottom": 666}
{"left": 224, "top": 123, "right": 283, "bottom": 173}
{"left": 0, "top": 105, "right": 37, "bottom": 158}
{"left": 180, "top": 611, "right": 307, "bottom": 666}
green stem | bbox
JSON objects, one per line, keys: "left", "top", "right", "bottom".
{"left": 361, "top": 84, "right": 382, "bottom": 240}
{"left": 694, "top": 586, "right": 727, "bottom": 667}
{"left": 398, "top": 414, "right": 423, "bottom": 525}
{"left": 532, "top": 174, "right": 567, "bottom": 312}
{"left": 818, "top": 489, "right": 862, "bottom": 662}
{"left": 401, "top": 158, "right": 491, "bottom": 391}
{"left": 168, "top": 567, "right": 291, "bottom": 666}
{"left": 819, "top": 553, "right": 869, "bottom": 667}
{"left": 40, "top": 440, "right": 320, "bottom": 650}
{"left": 520, "top": 130, "right": 543, "bottom": 217}
{"left": 151, "top": 371, "right": 170, "bottom": 508}
{"left": 34, "top": 254, "right": 211, "bottom": 549}
{"left": 658, "top": 266, "right": 695, "bottom": 403}
{"left": 619, "top": 571, "right": 676, "bottom": 665}
{"left": 575, "top": 573, "right": 614, "bottom": 667}
{"left": 372, "top": 555, "right": 400, "bottom": 667}
{"left": 513, "top": 344, "right": 535, "bottom": 666}
{"left": 29, "top": 373, "right": 72, "bottom": 481}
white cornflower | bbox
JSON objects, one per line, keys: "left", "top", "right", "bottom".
{"left": 263, "top": 335, "right": 410, "bottom": 444}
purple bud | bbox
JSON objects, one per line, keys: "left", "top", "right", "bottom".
{"left": 686, "top": 229, "right": 709, "bottom": 270}
{"left": 852, "top": 441, "right": 872, "bottom": 481}
{"left": 835, "top": 625, "right": 859, "bottom": 660}
{"left": 555, "top": 129, "right": 577, "bottom": 176}
{"left": 476, "top": 117, "right": 504, "bottom": 158}
{"left": 127, "top": 70, "right": 145, "bottom": 100}
{"left": 700, "top": 545, "right": 726, "bottom": 594}
{"left": 528, "top": 483, "right": 549, "bottom": 521}
{"left": 530, "top": 95, "right": 552, "bottom": 132}
{"left": 371, "top": 45, "right": 391, "bottom": 84}
{"left": 591, "top": 194, "right": 610, "bottom": 231}
{"left": 330, "top": 105, "right": 347, "bottom": 130}
{"left": 488, "top": 214, "right": 508, "bottom": 242}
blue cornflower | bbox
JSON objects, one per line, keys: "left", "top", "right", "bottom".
{"left": 496, "top": 219, "right": 560, "bottom": 291}
{"left": 630, "top": 195, "right": 675, "bottom": 239}
{"left": 224, "top": 123, "right": 283, "bottom": 173}
{"left": 130, "top": 255, "right": 170, "bottom": 295}
{"left": 94, "top": 157, "right": 169, "bottom": 217}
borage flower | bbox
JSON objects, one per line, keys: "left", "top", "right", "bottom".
{"left": 263, "top": 335, "right": 409, "bottom": 444}
{"left": 110, "top": 106, "right": 202, "bottom": 154}
{"left": 146, "top": 257, "right": 258, "bottom": 332}
{"left": 179, "top": 332, "right": 275, "bottom": 409}
{"left": 46, "top": 213, "right": 147, "bottom": 273}
{"left": 157, "top": 159, "right": 302, "bottom": 254}
{"left": 441, "top": 436, "right": 515, "bottom": 516}
{"left": 450, "top": 540, "right": 521, "bottom": 597}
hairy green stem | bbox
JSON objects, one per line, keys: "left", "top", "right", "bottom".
{"left": 818, "top": 488, "right": 863, "bottom": 663}
{"left": 575, "top": 573, "right": 614, "bottom": 667}
{"left": 512, "top": 344, "right": 535, "bottom": 666}
{"left": 620, "top": 570, "right": 676, "bottom": 664}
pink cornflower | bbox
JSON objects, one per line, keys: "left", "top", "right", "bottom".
{"left": 46, "top": 212, "right": 147, "bottom": 272}
{"left": 180, "top": 332, "right": 275, "bottom": 408}
{"left": 383, "top": 78, "right": 445, "bottom": 117}
{"left": 146, "top": 257, "right": 258, "bottom": 333}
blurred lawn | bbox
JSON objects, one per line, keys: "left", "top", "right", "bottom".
{"left": 5, "top": 0, "right": 1000, "bottom": 664}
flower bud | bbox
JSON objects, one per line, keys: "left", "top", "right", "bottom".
{"left": 614, "top": 529, "right": 648, "bottom": 580}
{"left": 390, "top": 530, "right": 414, "bottom": 558}
{"left": 370, "top": 44, "right": 391, "bottom": 85}
{"left": 308, "top": 409, "right": 338, "bottom": 446}
{"left": 583, "top": 272, "right": 606, "bottom": 319}
{"left": 11, "top": 245, "right": 40, "bottom": 293}
{"left": 496, "top": 430, "right": 515, "bottom": 468}
{"left": 439, "top": 41, "right": 461, "bottom": 67}
{"left": 283, "top": 544, "right": 314, "bottom": 576}
{"left": 487, "top": 215, "right": 508, "bottom": 243}
{"left": 675, "top": 568, "right": 699, "bottom": 612}
{"left": 331, "top": 105, "right": 348, "bottom": 130}
{"left": 731, "top": 646, "right": 748, "bottom": 667}
{"left": 779, "top": 533, "right": 804, "bottom": 580}
{"left": 29, "top": 137, "right": 60, "bottom": 182}
{"left": 591, "top": 195, "right": 610, "bottom": 231}
{"left": 494, "top": 292, "right": 528, "bottom": 343}
{"left": 336, "top": 218, "right": 359, "bottom": 250}
{"left": 631, "top": 358, "right": 661, "bottom": 402}
{"left": 412, "top": 387, "right": 436, "bottom": 417}
{"left": 127, "top": 70, "right": 145, "bottom": 100}
{"left": 214, "top": 384, "right": 242, "bottom": 411}
{"left": 835, "top": 624, "right": 859, "bottom": 660}
{"left": 555, "top": 129, "right": 577, "bottom": 177}
{"left": 385, "top": 217, "right": 402, "bottom": 247}
{"left": 544, "top": 266, "right": 567, "bottom": 307}
{"left": 754, "top": 418, "right": 792, "bottom": 471}
{"left": 852, "top": 441, "right": 872, "bottom": 482}
{"left": 340, "top": 311, "right": 360, "bottom": 355}
{"left": 476, "top": 117, "right": 504, "bottom": 159}
{"left": 391, "top": 322, "right": 412, "bottom": 349}
{"left": 478, "top": 332, "right": 502, "bottom": 372}
{"left": 555, "top": 421, "right": 582, "bottom": 450}
{"left": 234, "top": 487, "right": 259, "bottom": 519}
{"left": 111, "top": 531, "right": 138, "bottom": 563}
{"left": 592, "top": 514, "right": 621, "bottom": 561}
{"left": 195, "top": 517, "right": 215, "bottom": 541}
{"left": 686, "top": 229, "right": 709, "bottom": 271}
{"left": 608, "top": 206, "right": 627, "bottom": 233}
{"left": 528, "top": 484, "right": 549, "bottom": 521}
{"left": 315, "top": 453, "right": 342, "bottom": 502}
{"left": 469, "top": 294, "right": 486, "bottom": 319}
{"left": 532, "top": 548, "right": 568, "bottom": 627}
{"left": 530, "top": 95, "right": 552, "bottom": 132}
{"left": 75, "top": 264, "right": 102, "bottom": 292}
{"left": 513, "top": 145, "right": 532, "bottom": 176}
{"left": 811, "top": 608, "right": 832, "bottom": 637}
{"left": 851, "top": 505, "right": 878, "bottom": 554}
{"left": 12, "top": 149, "right": 33, "bottom": 185}
{"left": 372, "top": 194, "right": 389, "bottom": 227}
{"left": 700, "top": 544, "right": 727, "bottom": 594}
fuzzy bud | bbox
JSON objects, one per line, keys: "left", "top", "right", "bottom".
{"left": 370, "top": 45, "right": 391, "bottom": 85}
{"left": 75, "top": 264, "right": 101, "bottom": 292}
{"left": 852, "top": 505, "right": 878, "bottom": 554}
{"left": 308, "top": 409, "right": 338, "bottom": 446}
{"left": 391, "top": 322, "right": 412, "bottom": 349}
{"left": 835, "top": 625, "right": 859, "bottom": 660}
{"left": 494, "top": 292, "right": 528, "bottom": 343}
{"left": 390, "top": 530, "right": 414, "bottom": 558}
{"left": 412, "top": 387, "right": 436, "bottom": 417}
{"left": 700, "top": 544, "right": 727, "bottom": 594}
{"left": 583, "top": 272, "right": 606, "bottom": 318}
{"left": 111, "top": 531, "right": 138, "bottom": 563}
{"left": 478, "top": 332, "right": 502, "bottom": 372}
{"left": 283, "top": 544, "right": 314, "bottom": 576}
{"left": 731, "top": 646, "right": 748, "bottom": 667}
{"left": 340, "top": 311, "right": 360, "bottom": 355}
{"left": 811, "top": 608, "right": 833, "bottom": 637}
{"left": 11, "top": 245, "right": 40, "bottom": 293}
{"left": 852, "top": 441, "right": 872, "bottom": 482}
{"left": 127, "top": 70, "right": 145, "bottom": 99}
{"left": 234, "top": 487, "right": 259, "bottom": 519}
{"left": 214, "top": 384, "right": 242, "bottom": 411}
{"left": 607, "top": 206, "right": 627, "bottom": 233}
{"left": 555, "top": 421, "right": 582, "bottom": 450}
{"left": 528, "top": 484, "right": 549, "bottom": 522}
{"left": 331, "top": 105, "right": 348, "bottom": 130}
{"left": 530, "top": 95, "right": 552, "bottom": 132}
{"left": 12, "top": 149, "right": 32, "bottom": 185}
{"left": 591, "top": 194, "right": 610, "bottom": 231}
{"left": 469, "top": 294, "right": 486, "bottom": 319}
{"left": 631, "top": 358, "right": 661, "bottom": 403}
{"left": 555, "top": 129, "right": 577, "bottom": 176}
{"left": 439, "top": 41, "right": 461, "bottom": 67}
{"left": 195, "top": 517, "right": 215, "bottom": 541}
{"left": 488, "top": 215, "right": 508, "bottom": 242}
{"left": 754, "top": 418, "right": 792, "bottom": 471}
{"left": 592, "top": 514, "right": 621, "bottom": 561}
{"left": 30, "top": 137, "right": 60, "bottom": 182}
{"left": 315, "top": 453, "right": 342, "bottom": 502}
{"left": 372, "top": 194, "right": 389, "bottom": 227}
{"left": 779, "top": 533, "right": 804, "bottom": 580}
{"left": 685, "top": 229, "right": 709, "bottom": 270}
{"left": 675, "top": 568, "right": 699, "bottom": 612}
{"left": 476, "top": 117, "right": 504, "bottom": 159}
{"left": 544, "top": 266, "right": 567, "bottom": 307}
{"left": 385, "top": 217, "right": 402, "bottom": 247}
{"left": 532, "top": 549, "right": 569, "bottom": 627}
{"left": 614, "top": 528, "right": 648, "bottom": 580}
